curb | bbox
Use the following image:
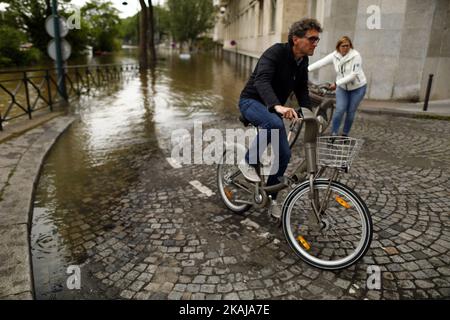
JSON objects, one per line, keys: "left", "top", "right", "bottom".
{"left": 0, "top": 111, "right": 67, "bottom": 144}
{"left": 0, "top": 115, "right": 76, "bottom": 299}
{"left": 358, "top": 107, "right": 450, "bottom": 121}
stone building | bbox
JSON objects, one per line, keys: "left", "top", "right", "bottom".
{"left": 213, "top": 0, "right": 449, "bottom": 101}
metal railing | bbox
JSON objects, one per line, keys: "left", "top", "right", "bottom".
{"left": 0, "top": 63, "right": 140, "bottom": 130}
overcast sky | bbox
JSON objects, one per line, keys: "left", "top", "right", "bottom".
{"left": 70, "top": 0, "right": 165, "bottom": 18}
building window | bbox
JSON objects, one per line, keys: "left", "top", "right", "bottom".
{"left": 270, "top": 0, "right": 277, "bottom": 32}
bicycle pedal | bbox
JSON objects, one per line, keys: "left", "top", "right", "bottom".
{"left": 269, "top": 215, "right": 282, "bottom": 227}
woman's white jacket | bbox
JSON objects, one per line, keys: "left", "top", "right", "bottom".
{"left": 308, "top": 49, "right": 367, "bottom": 91}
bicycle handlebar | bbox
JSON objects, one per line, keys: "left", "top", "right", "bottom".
{"left": 309, "top": 81, "right": 336, "bottom": 96}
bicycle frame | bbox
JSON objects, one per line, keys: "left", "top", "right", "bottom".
{"left": 241, "top": 109, "right": 320, "bottom": 210}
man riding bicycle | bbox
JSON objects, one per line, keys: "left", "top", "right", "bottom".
{"left": 238, "top": 18, "right": 323, "bottom": 218}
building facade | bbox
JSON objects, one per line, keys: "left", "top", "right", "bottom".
{"left": 214, "top": 0, "right": 449, "bottom": 101}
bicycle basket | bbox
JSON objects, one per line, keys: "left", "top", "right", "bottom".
{"left": 317, "top": 136, "right": 363, "bottom": 170}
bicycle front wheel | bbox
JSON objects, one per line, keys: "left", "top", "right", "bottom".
{"left": 282, "top": 180, "right": 372, "bottom": 270}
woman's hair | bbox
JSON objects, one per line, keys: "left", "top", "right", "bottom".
{"left": 336, "top": 36, "right": 353, "bottom": 50}
{"left": 288, "top": 18, "right": 323, "bottom": 45}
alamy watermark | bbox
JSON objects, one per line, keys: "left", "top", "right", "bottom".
{"left": 366, "top": 265, "right": 381, "bottom": 290}
{"left": 366, "top": 5, "right": 381, "bottom": 30}
{"left": 66, "top": 8, "right": 81, "bottom": 30}
{"left": 171, "top": 121, "right": 280, "bottom": 175}
{"left": 66, "top": 265, "right": 81, "bottom": 290}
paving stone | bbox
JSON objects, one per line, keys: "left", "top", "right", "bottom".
{"left": 398, "top": 280, "right": 416, "bottom": 289}
{"left": 223, "top": 292, "right": 240, "bottom": 300}
{"left": 217, "top": 283, "right": 233, "bottom": 293}
{"left": 119, "top": 289, "right": 135, "bottom": 299}
{"left": 200, "top": 284, "right": 216, "bottom": 294}
{"left": 168, "top": 291, "right": 184, "bottom": 300}
{"left": 334, "top": 279, "right": 351, "bottom": 290}
{"left": 192, "top": 275, "right": 207, "bottom": 284}
{"left": 254, "top": 289, "right": 271, "bottom": 299}
{"left": 415, "top": 280, "right": 435, "bottom": 289}
{"left": 237, "top": 290, "right": 254, "bottom": 300}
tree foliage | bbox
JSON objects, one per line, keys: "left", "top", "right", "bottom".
{"left": 2, "top": 0, "right": 53, "bottom": 55}
{"left": 0, "top": 26, "right": 41, "bottom": 66}
{"left": 120, "top": 14, "right": 139, "bottom": 45}
{"left": 167, "top": 0, "right": 215, "bottom": 45}
{"left": 118, "top": 5, "right": 170, "bottom": 46}
{"left": 0, "top": 0, "right": 122, "bottom": 66}
{"left": 154, "top": 5, "right": 170, "bottom": 41}
{"left": 80, "top": 0, "right": 121, "bottom": 52}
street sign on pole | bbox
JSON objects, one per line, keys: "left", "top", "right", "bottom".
{"left": 45, "top": 15, "right": 69, "bottom": 38}
{"left": 47, "top": 39, "right": 71, "bottom": 61}
{"left": 50, "top": 0, "right": 68, "bottom": 100}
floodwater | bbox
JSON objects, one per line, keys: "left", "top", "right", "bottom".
{"left": 31, "top": 50, "right": 248, "bottom": 299}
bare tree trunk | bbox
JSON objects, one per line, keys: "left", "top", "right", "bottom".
{"left": 139, "top": 0, "right": 148, "bottom": 69}
{"left": 148, "top": 0, "right": 157, "bottom": 65}
{"left": 45, "top": 0, "right": 52, "bottom": 17}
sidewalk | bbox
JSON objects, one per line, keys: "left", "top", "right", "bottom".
{"left": 0, "top": 115, "right": 75, "bottom": 299}
{"left": 359, "top": 99, "right": 450, "bottom": 119}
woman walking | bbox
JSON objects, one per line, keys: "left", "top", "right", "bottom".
{"left": 308, "top": 36, "right": 367, "bottom": 136}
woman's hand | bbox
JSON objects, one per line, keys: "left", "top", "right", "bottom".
{"left": 274, "top": 105, "right": 298, "bottom": 120}
{"left": 329, "top": 83, "right": 337, "bottom": 90}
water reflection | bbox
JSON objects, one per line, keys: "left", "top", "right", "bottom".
{"left": 31, "top": 51, "right": 247, "bottom": 299}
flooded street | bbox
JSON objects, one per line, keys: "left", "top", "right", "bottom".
{"left": 29, "top": 51, "right": 450, "bottom": 301}
{"left": 31, "top": 52, "right": 247, "bottom": 299}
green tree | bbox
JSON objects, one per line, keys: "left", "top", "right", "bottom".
{"left": 154, "top": 5, "right": 170, "bottom": 42}
{"left": 119, "top": 6, "right": 170, "bottom": 46}
{"left": 3, "top": 0, "right": 53, "bottom": 55}
{"left": 0, "top": 26, "right": 41, "bottom": 66}
{"left": 167, "top": 0, "right": 215, "bottom": 52}
{"left": 120, "top": 14, "right": 139, "bottom": 45}
{"left": 2, "top": 0, "right": 89, "bottom": 62}
{"left": 80, "top": 0, "right": 121, "bottom": 52}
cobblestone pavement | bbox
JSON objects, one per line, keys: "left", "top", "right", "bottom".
{"left": 38, "top": 111, "right": 450, "bottom": 300}
{"left": 0, "top": 116, "right": 75, "bottom": 299}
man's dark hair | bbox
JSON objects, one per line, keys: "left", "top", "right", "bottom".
{"left": 288, "top": 18, "right": 323, "bottom": 45}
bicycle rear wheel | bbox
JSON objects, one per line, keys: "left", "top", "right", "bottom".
{"left": 217, "top": 149, "right": 252, "bottom": 214}
{"left": 282, "top": 179, "right": 372, "bottom": 270}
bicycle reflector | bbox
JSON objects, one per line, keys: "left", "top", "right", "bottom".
{"left": 224, "top": 187, "right": 233, "bottom": 200}
{"left": 297, "top": 236, "right": 311, "bottom": 250}
{"left": 335, "top": 196, "right": 351, "bottom": 209}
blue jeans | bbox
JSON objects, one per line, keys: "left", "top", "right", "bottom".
{"left": 332, "top": 85, "right": 367, "bottom": 136}
{"left": 239, "top": 98, "right": 291, "bottom": 199}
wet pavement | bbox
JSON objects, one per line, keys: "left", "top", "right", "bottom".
{"left": 29, "top": 53, "right": 450, "bottom": 300}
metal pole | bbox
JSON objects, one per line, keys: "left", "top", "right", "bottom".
{"left": 23, "top": 72, "right": 32, "bottom": 119}
{"left": 75, "top": 67, "right": 80, "bottom": 96}
{"left": 423, "top": 74, "right": 433, "bottom": 112}
{"left": 46, "top": 69, "right": 53, "bottom": 110}
{"left": 51, "top": 0, "right": 67, "bottom": 100}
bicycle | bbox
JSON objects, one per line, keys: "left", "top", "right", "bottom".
{"left": 217, "top": 95, "right": 372, "bottom": 270}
